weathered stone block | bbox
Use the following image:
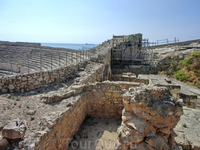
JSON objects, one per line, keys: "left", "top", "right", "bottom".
{"left": 0, "top": 138, "right": 9, "bottom": 147}
{"left": 117, "top": 85, "right": 183, "bottom": 149}
{"left": 2, "top": 119, "right": 26, "bottom": 139}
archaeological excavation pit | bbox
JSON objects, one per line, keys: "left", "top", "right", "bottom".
{"left": 33, "top": 82, "right": 183, "bottom": 150}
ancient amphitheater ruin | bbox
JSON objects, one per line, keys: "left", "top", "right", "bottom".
{"left": 0, "top": 34, "right": 200, "bottom": 150}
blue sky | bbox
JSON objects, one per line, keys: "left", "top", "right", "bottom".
{"left": 0, "top": 0, "right": 200, "bottom": 44}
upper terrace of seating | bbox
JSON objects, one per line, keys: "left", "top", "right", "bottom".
{"left": 0, "top": 42, "right": 92, "bottom": 74}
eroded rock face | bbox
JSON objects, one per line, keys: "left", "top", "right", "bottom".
{"left": 2, "top": 119, "right": 26, "bottom": 139}
{"left": 116, "top": 86, "right": 183, "bottom": 150}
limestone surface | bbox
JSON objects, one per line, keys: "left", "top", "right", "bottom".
{"left": 116, "top": 86, "right": 183, "bottom": 150}
{"left": 174, "top": 106, "right": 200, "bottom": 149}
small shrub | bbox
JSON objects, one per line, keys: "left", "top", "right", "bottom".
{"left": 26, "top": 105, "right": 30, "bottom": 109}
{"left": 174, "top": 71, "right": 191, "bottom": 82}
{"left": 14, "top": 102, "right": 17, "bottom": 105}
{"left": 182, "top": 124, "right": 187, "bottom": 128}
{"left": 8, "top": 94, "right": 15, "bottom": 100}
{"left": 179, "top": 57, "right": 193, "bottom": 66}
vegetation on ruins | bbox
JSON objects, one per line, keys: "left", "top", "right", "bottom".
{"left": 127, "top": 33, "right": 142, "bottom": 41}
{"left": 166, "top": 51, "right": 200, "bottom": 88}
{"left": 123, "top": 33, "right": 142, "bottom": 46}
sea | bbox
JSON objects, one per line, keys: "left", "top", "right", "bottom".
{"left": 41, "top": 43, "right": 99, "bottom": 50}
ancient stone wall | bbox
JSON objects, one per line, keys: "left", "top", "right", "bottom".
{"left": 0, "top": 61, "right": 87, "bottom": 93}
{"left": 116, "top": 86, "right": 183, "bottom": 150}
{"left": 36, "top": 94, "right": 88, "bottom": 150}
{"left": 86, "top": 82, "right": 124, "bottom": 118}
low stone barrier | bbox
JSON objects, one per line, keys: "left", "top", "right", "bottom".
{"left": 0, "top": 61, "right": 87, "bottom": 93}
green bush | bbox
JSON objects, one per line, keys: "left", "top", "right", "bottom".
{"left": 179, "top": 57, "right": 193, "bottom": 66}
{"left": 173, "top": 71, "right": 191, "bottom": 82}
{"left": 182, "top": 123, "right": 187, "bottom": 128}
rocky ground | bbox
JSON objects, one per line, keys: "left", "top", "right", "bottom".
{"left": 175, "top": 106, "right": 200, "bottom": 150}
{"left": 0, "top": 85, "right": 82, "bottom": 149}
{"left": 68, "top": 117, "right": 121, "bottom": 150}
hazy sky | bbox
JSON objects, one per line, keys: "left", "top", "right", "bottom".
{"left": 0, "top": 0, "right": 200, "bottom": 44}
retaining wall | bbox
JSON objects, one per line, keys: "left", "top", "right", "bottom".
{"left": 0, "top": 61, "right": 87, "bottom": 93}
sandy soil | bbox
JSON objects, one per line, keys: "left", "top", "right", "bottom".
{"left": 68, "top": 117, "right": 121, "bottom": 150}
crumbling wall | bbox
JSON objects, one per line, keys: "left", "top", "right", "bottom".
{"left": 116, "top": 86, "right": 183, "bottom": 150}
{"left": 35, "top": 94, "right": 88, "bottom": 150}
